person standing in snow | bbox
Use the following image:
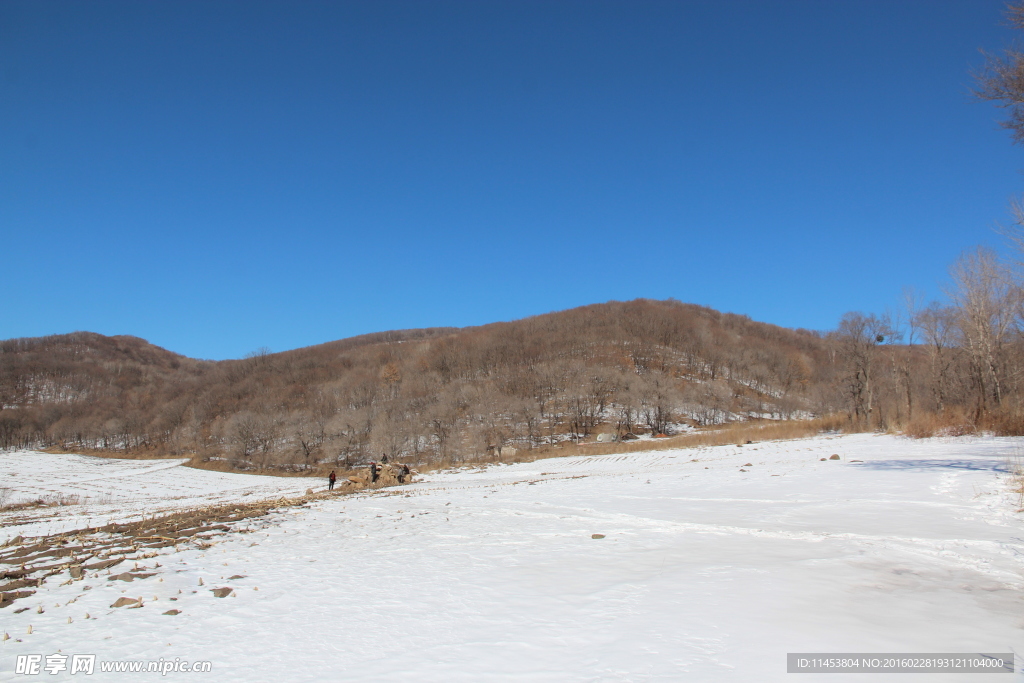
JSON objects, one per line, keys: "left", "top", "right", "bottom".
{"left": 328, "top": 470, "right": 336, "bottom": 491}
{"left": 381, "top": 453, "right": 389, "bottom": 464}
{"left": 370, "top": 461, "right": 379, "bottom": 483}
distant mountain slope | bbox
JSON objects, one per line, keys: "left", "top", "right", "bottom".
{"left": 0, "top": 300, "right": 838, "bottom": 467}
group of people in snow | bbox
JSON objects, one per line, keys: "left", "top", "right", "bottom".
{"left": 326, "top": 453, "right": 412, "bottom": 491}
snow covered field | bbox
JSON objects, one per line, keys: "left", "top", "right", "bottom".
{"left": 2, "top": 433, "right": 1024, "bottom": 681}
{"left": 0, "top": 452, "right": 322, "bottom": 542}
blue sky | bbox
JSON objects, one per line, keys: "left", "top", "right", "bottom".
{"left": 1, "top": 0, "right": 1020, "bottom": 359}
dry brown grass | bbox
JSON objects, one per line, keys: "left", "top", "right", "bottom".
{"left": 416, "top": 416, "right": 850, "bottom": 472}
{"left": 985, "top": 408, "right": 1024, "bottom": 436}
{"left": 0, "top": 493, "right": 84, "bottom": 513}
{"left": 181, "top": 456, "right": 333, "bottom": 478}
{"left": 547, "top": 416, "right": 847, "bottom": 458}
{"left": 1006, "top": 452, "right": 1024, "bottom": 511}
{"left": 881, "top": 407, "right": 1024, "bottom": 439}
{"left": 904, "top": 410, "right": 978, "bottom": 439}
{"left": 186, "top": 456, "right": 370, "bottom": 480}
{"left": 39, "top": 445, "right": 184, "bottom": 461}
{"left": 898, "top": 406, "right": 1024, "bottom": 439}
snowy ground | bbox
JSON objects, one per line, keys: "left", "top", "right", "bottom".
{"left": 2, "top": 433, "right": 1024, "bottom": 681}
{"left": 0, "top": 452, "right": 322, "bottom": 542}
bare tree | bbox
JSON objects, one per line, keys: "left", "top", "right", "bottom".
{"left": 974, "top": 2, "right": 1024, "bottom": 143}
{"left": 835, "top": 312, "right": 888, "bottom": 425}
{"left": 947, "top": 248, "right": 1018, "bottom": 417}
{"left": 915, "top": 302, "right": 956, "bottom": 413}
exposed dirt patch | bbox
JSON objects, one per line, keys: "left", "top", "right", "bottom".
{"left": 0, "top": 487, "right": 354, "bottom": 610}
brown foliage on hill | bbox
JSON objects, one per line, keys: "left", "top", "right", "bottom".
{"left": 1, "top": 300, "right": 841, "bottom": 469}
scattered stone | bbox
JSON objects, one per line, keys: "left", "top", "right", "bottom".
{"left": 36, "top": 605, "right": 43, "bottom": 614}
{"left": 69, "top": 566, "right": 83, "bottom": 579}
{"left": 163, "top": 609, "right": 181, "bottom": 615}
{"left": 306, "top": 489, "right": 314, "bottom": 495}
{"left": 210, "top": 587, "right": 233, "bottom": 598}
{"left": 26, "top": 625, "right": 32, "bottom": 635}
{"left": 739, "top": 469, "right": 747, "bottom": 472}
{"left": 743, "top": 463, "right": 753, "bottom": 467}
{"left": 228, "top": 575, "right": 246, "bottom": 580}
{"left": 110, "top": 597, "right": 141, "bottom": 608}
{"left": 829, "top": 454, "right": 841, "bottom": 460}
{"left": 198, "top": 578, "right": 204, "bottom": 586}
{"left": 591, "top": 534, "right": 606, "bottom": 539}
{"left": 14, "top": 607, "right": 29, "bottom": 614}
{"left": 820, "top": 458, "right": 827, "bottom": 461}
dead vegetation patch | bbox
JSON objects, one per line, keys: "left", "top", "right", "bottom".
{"left": 0, "top": 485, "right": 358, "bottom": 610}
{"left": 903, "top": 409, "right": 978, "bottom": 439}
{"left": 0, "top": 492, "right": 84, "bottom": 513}
{"left": 417, "top": 417, "right": 849, "bottom": 472}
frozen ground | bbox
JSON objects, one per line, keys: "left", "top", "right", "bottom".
{"left": 0, "top": 452, "right": 322, "bottom": 542}
{"left": 2, "top": 433, "right": 1024, "bottom": 681}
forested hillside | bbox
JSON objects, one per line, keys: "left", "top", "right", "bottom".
{"left": 1, "top": 296, "right": 1020, "bottom": 469}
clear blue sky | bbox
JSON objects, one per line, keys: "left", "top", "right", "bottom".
{"left": 1, "top": 0, "right": 1020, "bottom": 359}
